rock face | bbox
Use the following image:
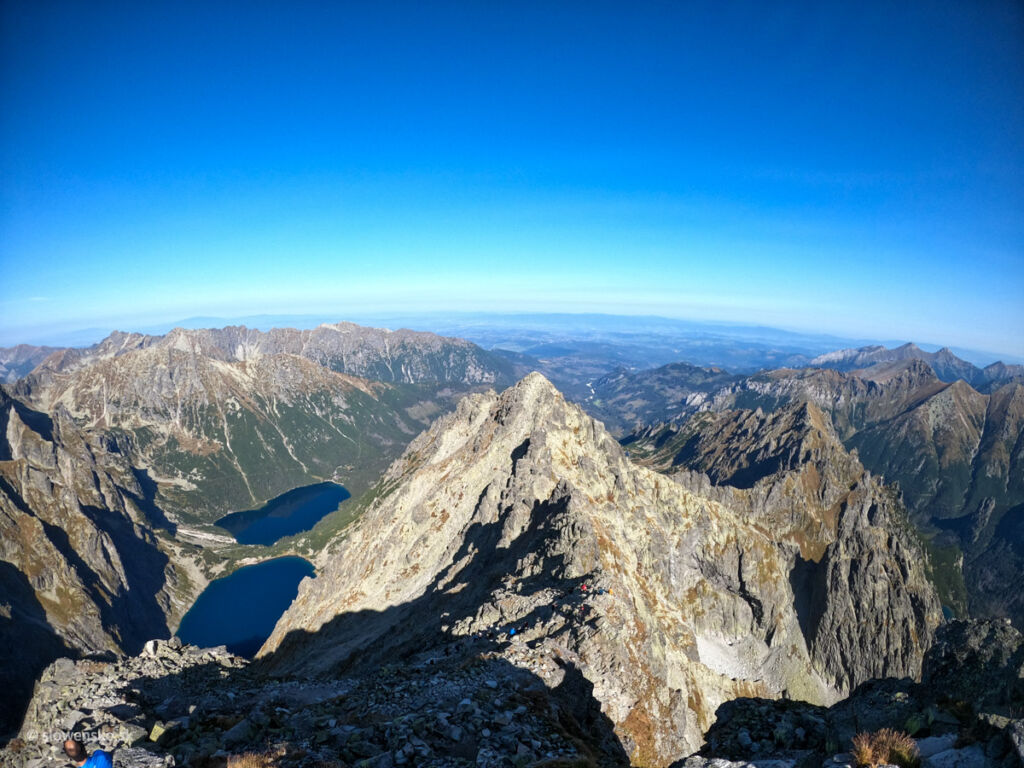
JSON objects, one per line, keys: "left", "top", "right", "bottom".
{"left": 921, "top": 619, "right": 1024, "bottom": 708}
{"left": 0, "top": 389, "right": 195, "bottom": 737}
{"left": 697, "top": 619, "right": 1024, "bottom": 768}
{"left": 610, "top": 359, "right": 1024, "bottom": 627}
{"left": 13, "top": 342, "right": 457, "bottom": 525}
{"left": 627, "top": 401, "right": 943, "bottom": 693}
{"left": 260, "top": 374, "right": 939, "bottom": 765}
{"left": 706, "top": 363, "right": 1024, "bottom": 625}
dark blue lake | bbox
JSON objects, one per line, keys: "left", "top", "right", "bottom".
{"left": 176, "top": 556, "right": 315, "bottom": 658}
{"left": 215, "top": 482, "right": 350, "bottom": 545}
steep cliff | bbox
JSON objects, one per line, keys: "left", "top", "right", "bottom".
{"left": 703, "top": 363, "right": 1024, "bottom": 624}
{"left": 626, "top": 401, "right": 943, "bottom": 692}
{"left": 260, "top": 374, "right": 939, "bottom": 765}
{"left": 0, "top": 389, "right": 197, "bottom": 736}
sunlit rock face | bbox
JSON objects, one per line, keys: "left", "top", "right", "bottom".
{"left": 12, "top": 326, "right": 481, "bottom": 525}
{"left": 261, "top": 373, "right": 940, "bottom": 765}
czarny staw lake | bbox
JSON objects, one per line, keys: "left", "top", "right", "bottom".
{"left": 176, "top": 556, "right": 314, "bottom": 658}
{"left": 215, "top": 481, "right": 350, "bottom": 545}
{"left": 178, "top": 482, "right": 348, "bottom": 656}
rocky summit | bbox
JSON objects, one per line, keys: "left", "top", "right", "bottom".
{"left": 258, "top": 373, "right": 939, "bottom": 765}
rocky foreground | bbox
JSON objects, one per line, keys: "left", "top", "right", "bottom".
{"left": 4, "top": 620, "right": 1024, "bottom": 768}
{"left": 4, "top": 635, "right": 624, "bottom": 767}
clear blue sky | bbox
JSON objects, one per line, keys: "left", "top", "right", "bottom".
{"left": 2, "top": 1, "right": 1023, "bottom": 356}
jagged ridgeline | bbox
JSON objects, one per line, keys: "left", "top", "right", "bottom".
{"left": 259, "top": 373, "right": 940, "bottom": 764}
{"left": 604, "top": 357, "right": 1024, "bottom": 627}
{"left": 11, "top": 323, "right": 520, "bottom": 524}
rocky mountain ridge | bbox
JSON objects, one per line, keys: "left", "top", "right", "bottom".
{"left": 0, "top": 387, "right": 199, "bottom": 736}
{"left": 601, "top": 358, "right": 1024, "bottom": 626}
{"left": 704, "top": 363, "right": 1024, "bottom": 624}
{"left": 810, "top": 343, "right": 1023, "bottom": 390}
{"left": 13, "top": 344, "right": 449, "bottom": 526}
{"left": 259, "top": 373, "right": 939, "bottom": 765}
{"left": 23, "top": 322, "right": 516, "bottom": 387}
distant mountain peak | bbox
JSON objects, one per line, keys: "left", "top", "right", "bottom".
{"left": 808, "top": 341, "right": 1020, "bottom": 389}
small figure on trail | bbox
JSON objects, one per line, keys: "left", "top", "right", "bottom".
{"left": 64, "top": 739, "right": 112, "bottom": 768}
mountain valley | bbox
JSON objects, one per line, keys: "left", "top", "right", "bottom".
{"left": 1, "top": 320, "right": 1023, "bottom": 766}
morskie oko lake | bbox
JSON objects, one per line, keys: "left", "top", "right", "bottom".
{"left": 176, "top": 556, "right": 314, "bottom": 658}
{"left": 215, "top": 481, "right": 350, "bottom": 545}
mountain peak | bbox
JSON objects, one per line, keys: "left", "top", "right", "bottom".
{"left": 260, "top": 375, "right": 940, "bottom": 764}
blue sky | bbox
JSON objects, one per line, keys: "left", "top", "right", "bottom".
{"left": 2, "top": 1, "right": 1023, "bottom": 356}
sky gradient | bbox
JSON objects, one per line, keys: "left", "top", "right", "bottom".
{"left": 2, "top": 1, "right": 1023, "bottom": 356}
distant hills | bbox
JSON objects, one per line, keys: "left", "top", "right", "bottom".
{"left": 8, "top": 313, "right": 1020, "bottom": 378}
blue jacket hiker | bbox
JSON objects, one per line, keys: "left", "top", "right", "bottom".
{"left": 63, "top": 739, "right": 113, "bottom": 768}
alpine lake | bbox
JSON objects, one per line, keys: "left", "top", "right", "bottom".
{"left": 176, "top": 482, "right": 350, "bottom": 657}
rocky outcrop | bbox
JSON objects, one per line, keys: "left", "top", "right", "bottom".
{"left": 0, "top": 389, "right": 197, "bottom": 737}
{"left": 696, "top": 620, "right": 1024, "bottom": 768}
{"left": 3, "top": 638, "right": 625, "bottom": 767}
{"left": 921, "top": 619, "right": 1024, "bottom": 708}
{"left": 259, "top": 374, "right": 939, "bottom": 765}
{"left": 3, "top": 621, "right": 1021, "bottom": 768}
{"left": 628, "top": 402, "right": 943, "bottom": 691}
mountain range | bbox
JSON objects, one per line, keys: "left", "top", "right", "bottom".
{"left": 1, "top": 319, "right": 1022, "bottom": 762}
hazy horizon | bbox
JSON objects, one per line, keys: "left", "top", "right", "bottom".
{"left": 2, "top": 309, "right": 1020, "bottom": 368}
{"left": 2, "top": 3, "right": 1022, "bottom": 356}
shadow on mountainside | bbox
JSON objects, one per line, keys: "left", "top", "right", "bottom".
{"left": 0, "top": 477, "right": 174, "bottom": 742}
{"left": 0, "top": 475, "right": 173, "bottom": 657}
{"left": 13, "top": 481, "right": 634, "bottom": 763}
{"left": 244, "top": 483, "right": 633, "bottom": 763}
{"left": 262, "top": 482, "right": 590, "bottom": 673}
{"left": 128, "top": 466, "right": 178, "bottom": 535}
{"left": 0, "top": 561, "right": 76, "bottom": 741}
{"left": 85, "top": 649, "right": 629, "bottom": 767}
